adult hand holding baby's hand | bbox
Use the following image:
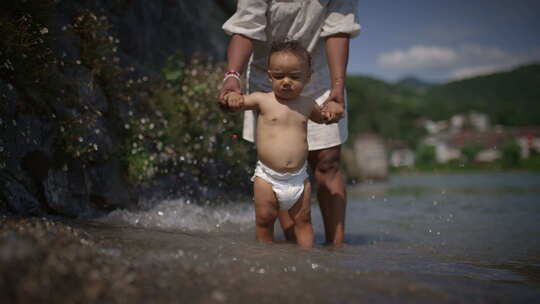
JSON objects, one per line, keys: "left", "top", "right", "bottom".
{"left": 218, "top": 76, "right": 241, "bottom": 112}
{"left": 323, "top": 89, "right": 345, "bottom": 119}
{"left": 321, "top": 101, "right": 344, "bottom": 124}
{"left": 224, "top": 92, "right": 244, "bottom": 111}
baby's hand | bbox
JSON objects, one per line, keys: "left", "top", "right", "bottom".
{"left": 321, "top": 101, "right": 344, "bottom": 124}
{"left": 224, "top": 92, "right": 245, "bottom": 110}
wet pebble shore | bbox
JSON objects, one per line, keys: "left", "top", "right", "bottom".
{"left": 0, "top": 216, "right": 140, "bottom": 303}
{"left": 0, "top": 216, "right": 237, "bottom": 304}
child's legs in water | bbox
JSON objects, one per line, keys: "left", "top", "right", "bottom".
{"left": 278, "top": 179, "right": 314, "bottom": 248}
{"left": 253, "top": 177, "right": 279, "bottom": 243}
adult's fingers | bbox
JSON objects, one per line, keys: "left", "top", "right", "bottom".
{"left": 220, "top": 78, "right": 241, "bottom": 99}
{"left": 218, "top": 87, "right": 230, "bottom": 105}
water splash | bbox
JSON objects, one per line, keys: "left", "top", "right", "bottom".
{"left": 100, "top": 198, "right": 254, "bottom": 232}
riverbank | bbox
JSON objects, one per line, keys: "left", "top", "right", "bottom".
{"left": 0, "top": 216, "right": 138, "bottom": 303}
{"left": 0, "top": 216, "right": 260, "bottom": 304}
{"left": 390, "top": 159, "right": 540, "bottom": 175}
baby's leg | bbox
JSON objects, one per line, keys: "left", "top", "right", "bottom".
{"left": 253, "top": 177, "right": 279, "bottom": 243}
{"left": 288, "top": 180, "right": 314, "bottom": 248}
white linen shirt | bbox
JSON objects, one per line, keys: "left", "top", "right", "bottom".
{"left": 223, "top": 0, "right": 360, "bottom": 150}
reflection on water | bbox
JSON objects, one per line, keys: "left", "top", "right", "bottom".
{"left": 87, "top": 172, "right": 540, "bottom": 303}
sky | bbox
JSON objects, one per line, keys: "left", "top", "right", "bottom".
{"left": 348, "top": 0, "right": 540, "bottom": 83}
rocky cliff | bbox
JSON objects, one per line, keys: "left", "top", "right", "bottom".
{"left": 0, "top": 0, "right": 245, "bottom": 217}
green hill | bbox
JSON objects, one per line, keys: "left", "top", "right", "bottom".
{"left": 346, "top": 63, "right": 540, "bottom": 146}
{"left": 396, "top": 76, "right": 435, "bottom": 92}
{"left": 419, "top": 63, "right": 540, "bottom": 125}
{"left": 346, "top": 75, "right": 425, "bottom": 146}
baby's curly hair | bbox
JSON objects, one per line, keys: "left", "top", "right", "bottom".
{"left": 268, "top": 40, "right": 312, "bottom": 71}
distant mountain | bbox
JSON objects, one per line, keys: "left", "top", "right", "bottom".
{"left": 396, "top": 76, "right": 435, "bottom": 92}
{"left": 419, "top": 63, "right": 540, "bottom": 126}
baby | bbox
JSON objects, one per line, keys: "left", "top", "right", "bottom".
{"left": 223, "top": 41, "right": 343, "bottom": 248}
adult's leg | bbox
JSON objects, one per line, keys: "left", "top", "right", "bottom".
{"left": 287, "top": 180, "right": 314, "bottom": 249}
{"left": 308, "top": 145, "right": 347, "bottom": 246}
{"left": 278, "top": 210, "right": 296, "bottom": 242}
{"left": 253, "top": 177, "right": 279, "bottom": 243}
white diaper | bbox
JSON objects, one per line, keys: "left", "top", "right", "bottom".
{"left": 251, "top": 161, "right": 308, "bottom": 210}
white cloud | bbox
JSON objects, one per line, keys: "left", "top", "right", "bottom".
{"left": 377, "top": 43, "right": 540, "bottom": 80}
{"left": 378, "top": 45, "right": 458, "bottom": 70}
{"left": 450, "top": 64, "right": 513, "bottom": 80}
{"left": 449, "top": 46, "right": 540, "bottom": 80}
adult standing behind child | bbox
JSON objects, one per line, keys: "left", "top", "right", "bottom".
{"left": 218, "top": 0, "right": 360, "bottom": 246}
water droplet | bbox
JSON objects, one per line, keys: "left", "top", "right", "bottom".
{"left": 211, "top": 290, "right": 226, "bottom": 302}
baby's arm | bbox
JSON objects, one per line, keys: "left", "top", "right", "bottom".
{"left": 223, "top": 92, "right": 260, "bottom": 111}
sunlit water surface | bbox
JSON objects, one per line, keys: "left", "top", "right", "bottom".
{"left": 80, "top": 172, "right": 540, "bottom": 303}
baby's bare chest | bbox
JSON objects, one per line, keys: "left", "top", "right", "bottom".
{"left": 260, "top": 108, "right": 308, "bottom": 127}
{"left": 259, "top": 100, "right": 311, "bottom": 126}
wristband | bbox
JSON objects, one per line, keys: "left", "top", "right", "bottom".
{"left": 223, "top": 71, "right": 241, "bottom": 83}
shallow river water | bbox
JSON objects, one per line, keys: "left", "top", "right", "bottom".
{"left": 79, "top": 172, "right": 540, "bottom": 303}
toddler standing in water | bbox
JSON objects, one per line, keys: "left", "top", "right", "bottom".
{"left": 223, "top": 41, "right": 343, "bottom": 248}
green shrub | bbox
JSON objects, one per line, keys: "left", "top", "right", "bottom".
{"left": 415, "top": 144, "right": 436, "bottom": 168}
{"left": 501, "top": 141, "right": 521, "bottom": 168}
{"left": 122, "top": 52, "right": 255, "bottom": 187}
{"left": 520, "top": 155, "right": 540, "bottom": 171}
{"left": 461, "top": 143, "right": 483, "bottom": 163}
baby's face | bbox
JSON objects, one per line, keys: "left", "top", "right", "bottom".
{"left": 267, "top": 52, "right": 310, "bottom": 101}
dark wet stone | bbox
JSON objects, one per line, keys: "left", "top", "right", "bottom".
{"left": 86, "top": 160, "right": 137, "bottom": 210}
{"left": 22, "top": 151, "right": 51, "bottom": 181}
{"left": 0, "top": 172, "right": 43, "bottom": 215}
